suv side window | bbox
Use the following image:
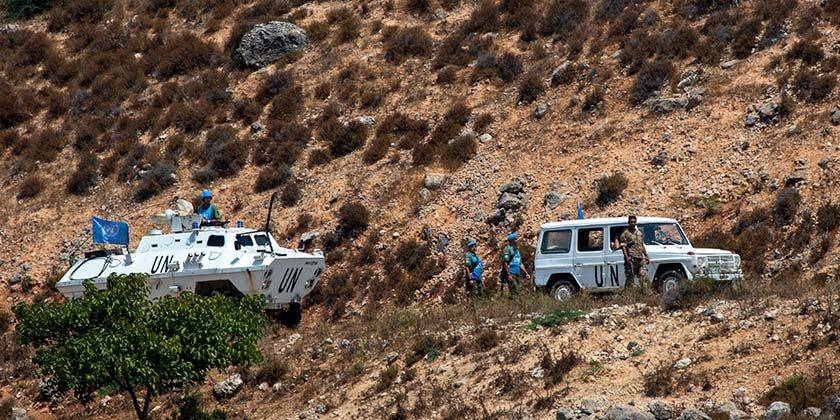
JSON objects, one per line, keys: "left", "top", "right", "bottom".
{"left": 541, "top": 230, "right": 572, "bottom": 254}
{"left": 577, "top": 228, "right": 604, "bottom": 252}
{"left": 609, "top": 226, "right": 627, "bottom": 250}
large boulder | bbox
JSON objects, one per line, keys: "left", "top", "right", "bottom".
{"left": 497, "top": 193, "right": 523, "bottom": 210}
{"left": 213, "top": 373, "right": 243, "bottom": 400}
{"left": 764, "top": 402, "right": 791, "bottom": 420}
{"left": 678, "top": 408, "right": 711, "bottom": 420}
{"left": 605, "top": 405, "right": 656, "bottom": 420}
{"left": 234, "top": 22, "right": 308, "bottom": 68}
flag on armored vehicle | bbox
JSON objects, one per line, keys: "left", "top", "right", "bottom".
{"left": 577, "top": 202, "right": 585, "bottom": 219}
{"left": 92, "top": 216, "right": 129, "bottom": 245}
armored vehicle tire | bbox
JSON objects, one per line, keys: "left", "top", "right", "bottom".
{"left": 268, "top": 303, "right": 302, "bottom": 328}
{"left": 657, "top": 271, "right": 680, "bottom": 294}
{"left": 550, "top": 280, "right": 575, "bottom": 301}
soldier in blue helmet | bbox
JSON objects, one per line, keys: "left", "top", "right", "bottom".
{"left": 463, "top": 239, "right": 484, "bottom": 298}
{"left": 196, "top": 189, "right": 221, "bottom": 221}
{"left": 500, "top": 232, "right": 530, "bottom": 297}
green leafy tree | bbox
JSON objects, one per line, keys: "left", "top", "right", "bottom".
{"left": 13, "top": 273, "right": 266, "bottom": 420}
{"left": 1, "top": 0, "right": 54, "bottom": 18}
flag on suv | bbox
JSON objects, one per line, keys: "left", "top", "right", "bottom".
{"left": 92, "top": 216, "right": 129, "bottom": 245}
{"left": 577, "top": 202, "right": 585, "bottom": 219}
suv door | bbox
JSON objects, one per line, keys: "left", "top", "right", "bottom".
{"left": 573, "top": 227, "right": 608, "bottom": 289}
{"left": 605, "top": 225, "right": 628, "bottom": 289}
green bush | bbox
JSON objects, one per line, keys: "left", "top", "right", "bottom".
{"left": 2, "top": 0, "right": 54, "bottom": 18}
{"left": 761, "top": 374, "right": 837, "bottom": 413}
{"left": 13, "top": 274, "right": 265, "bottom": 420}
{"left": 176, "top": 393, "right": 226, "bottom": 420}
{"left": 528, "top": 309, "right": 587, "bottom": 330}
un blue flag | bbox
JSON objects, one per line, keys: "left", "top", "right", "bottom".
{"left": 92, "top": 216, "right": 129, "bottom": 245}
{"left": 577, "top": 202, "right": 585, "bottom": 219}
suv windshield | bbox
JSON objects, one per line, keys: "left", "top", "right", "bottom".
{"left": 639, "top": 223, "right": 689, "bottom": 246}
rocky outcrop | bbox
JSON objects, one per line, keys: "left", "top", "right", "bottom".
{"left": 234, "top": 22, "right": 308, "bottom": 68}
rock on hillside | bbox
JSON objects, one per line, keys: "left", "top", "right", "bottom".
{"left": 234, "top": 21, "right": 308, "bottom": 68}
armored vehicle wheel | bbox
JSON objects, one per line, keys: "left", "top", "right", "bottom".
{"left": 658, "top": 271, "right": 680, "bottom": 294}
{"left": 550, "top": 280, "right": 575, "bottom": 301}
{"left": 275, "top": 303, "right": 301, "bottom": 328}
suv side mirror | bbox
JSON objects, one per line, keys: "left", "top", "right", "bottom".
{"left": 234, "top": 241, "right": 242, "bottom": 251}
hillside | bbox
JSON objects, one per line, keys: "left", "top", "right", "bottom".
{"left": 1, "top": 0, "right": 840, "bottom": 416}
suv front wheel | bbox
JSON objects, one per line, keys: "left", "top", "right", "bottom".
{"left": 550, "top": 280, "right": 575, "bottom": 301}
{"left": 657, "top": 270, "right": 680, "bottom": 294}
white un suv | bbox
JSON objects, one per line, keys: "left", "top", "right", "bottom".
{"left": 534, "top": 217, "right": 743, "bottom": 301}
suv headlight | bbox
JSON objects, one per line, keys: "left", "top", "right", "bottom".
{"left": 733, "top": 254, "right": 741, "bottom": 267}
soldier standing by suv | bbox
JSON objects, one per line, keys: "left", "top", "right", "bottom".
{"left": 619, "top": 215, "right": 650, "bottom": 290}
{"left": 500, "top": 232, "right": 531, "bottom": 297}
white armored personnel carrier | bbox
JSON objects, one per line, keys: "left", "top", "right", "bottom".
{"left": 56, "top": 197, "right": 324, "bottom": 326}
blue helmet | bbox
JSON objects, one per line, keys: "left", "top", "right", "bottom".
{"left": 507, "top": 232, "right": 517, "bottom": 241}
{"left": 201, "top": 189, "right": 213, "bottom": 199}
{"left": 467, "top": 240, "right": 477, "bottom": 248}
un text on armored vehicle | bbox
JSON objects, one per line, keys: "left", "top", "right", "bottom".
{"left": 56, "top": 198, "right": 324, "bottom": 327}
{"left": 534, "top": 217, "right": 743, "bottom": 301}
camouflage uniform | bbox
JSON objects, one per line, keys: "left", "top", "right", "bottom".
{"left": 619, "top": 227, "right": 649, "bottom": 289}
{"left": 500, "top": 245, "right": 522, "bottom": 297}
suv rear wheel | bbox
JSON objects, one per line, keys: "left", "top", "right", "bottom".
{"left": 550, "top": 280, "right": 575, "bottom": 301}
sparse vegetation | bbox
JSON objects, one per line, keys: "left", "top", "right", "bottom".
{"left": 528, "top": 309, "right": 587, "bottom": 330}
{"left": 773, "top": 187, "right": 801, "bottom": 227}
{"left": 760, "top": 372, "right": 838, "bottom": 413}
{"left": 17, "top": 175, "right": 44, "bottom": 199}
{"left": 629, "top": 59, "right": 674, "bottom": 105}
{"left": 383, "top": 26, "right": 434, "bottom": 62}
{"left": 595, "top": 172, "right": 629, "bottom": 206}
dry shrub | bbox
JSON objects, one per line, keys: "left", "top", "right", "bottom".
{"left": 594, "top": 0, "right": 632, "bottom": 21}
{"left": 496, "top": 52, "right": 523, "bottom": 82}
{"left": 436, "top": 65, "right": 458, "bottom": 84}
{"left": 17, "top": 175, "right": 44, "bottom": 200}
{"left": 0, "top": 29, "right": 53, "bottom": 70}
{"left": 66, "top": 154, "right": 100, "bottom": 195}
{"left": 134, "top": 162, "right": 176, "bottom": 201}
{"left": 582, "top": 87, "right": 605, "bottom": 112}
{"left": 17, "top": 128, "right": 65, "bottom": 170}
{"left": 405, "top": 0, "right": 431, "bottom": 13}
{"left": 233, "top": 98, "right": 261, "bottom": 123}
{"left": 660, "top": 278, "right": 714, "bottom": 311}
{"left": 609, "top": 4, "right": 642, "bottom": 37}
{"left": 314, "top": 81, "right": 331, "bottom": 100}
{"left": 433, "top": 33, "right": 470, "bottom": 69}
{"left": 363, "top": 135, "right": 391, "bottom": 164}
{"left": 258, "top": 69, "right": 297, "bottom": 103}
{"left": 377, "top": 112, "right": 429, "bottom": 149}
{"left": 0, "top": 81, "right": 32, "bottom": 129}
{"left": 773, "top": 187, "right": 801, "bottom": 227}
{"left": 412, "top": 143, "right": 436, "bottom": 166}
{"left": 444, "top": 100, "right": 471, "bottom": 125}
{"left": 327, "top": 7, "right": 361, "bottom": 43}
{"left": 165, "top": 100, "right": 212, "bottom": 133}
{"left": 280, "top": 180, "right": 301, "bottom": 207}
{"left": 254, "top": 164, "right": 292, "bottom": 192}
{"left": 595, "top": 172, "right": 628, "bottom": 206}
{"left": 320, "top": 118, "right": 368, "bottom": 158}
{"left": 619, "top": 30, "right": 657, "bottom": 74}
{"left": 255, "top": 355, "right": 288, "bottom": 384}
{"left": 644, "top": 362, "right": 675, "bottom": 396}
{"left": 787, "top": 39, "right": 824, "bottom": 65}
{"left": 540, "top": 346, "right": 580, "bottom": 386}
{"left": 360, "top": 86, "right": 386, "bottom": 109}
{"left": 193, "top": 124, "right": 247, "bottom": 183}
{"left": 253, "top": 122, "right": 310, "bottom": 166}
{"left": 473, "top": 112, "right": 493, "bottom": 132}
{"left": 657, "top": 23, "right": 699, "bottom": 59}
{"left": 307, "top": 148, "right": 332, "bottom": 167}
{"left": 338, "top": 201, "right": 370, "bottom": 238}
{"left": 629, "top": 59, "right": 674, "bottom": 105}
{"left": 731, "top": 18, "right": 761, "bottom": 59}
{"left": 440, "top": 134, "right": 477, "bottom": 169}
{"left": 539, "top": 0, "right": 589, "bottom": 38}
{"left": 793, "top": 69, "right": 836, "bottom": 102}
{"left": 307, "top": 20, "right": 329, "bottom": 42}
{"left": 462, "top": 0, "right": 500, "bottom": 34}
{"left": 675, "top": 0, "right": 737, "bottom": 20}
{"left": 383, "top": 26, "right": 434, "bottom": 62}
{"left": 551, "top": 62, "right": 578, "bottom": 86}
{"left": 518, "top": 70, "right": 545, "bottom": 104}
{"left": 146, "top": 32, "right": 219, "bottom": 78}
{"left": 474, "top": 328, "right": 499, "bottom": 351}
{"left": 50, "top": 0, "right": 113, "bottom": 28}
{"left": 817, "top": 203, "right": 840, "bottom": 233}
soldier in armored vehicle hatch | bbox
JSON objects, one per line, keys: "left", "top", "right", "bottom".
{"left": 617, "top": 215, "right": 650, "bottom": 290}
